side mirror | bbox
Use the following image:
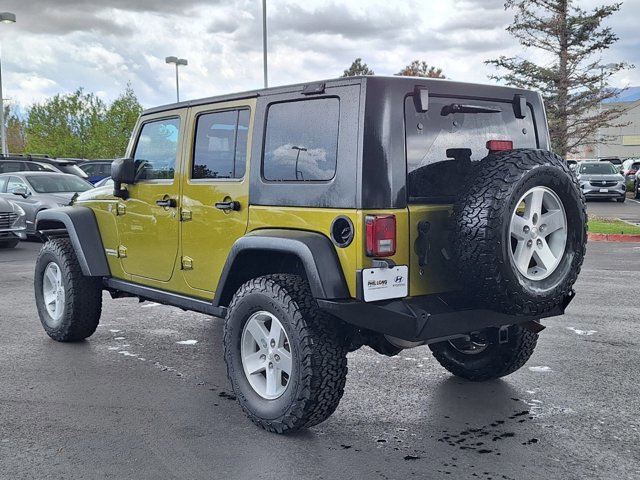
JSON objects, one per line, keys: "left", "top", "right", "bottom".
{"left": 111, "top": 158, "right": 135, "bottom": 199}
{"left": 11, "top": 186, "right": 28, "bottom": 197}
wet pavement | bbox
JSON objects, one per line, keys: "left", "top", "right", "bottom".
{"left": 0, "top": 240, "right": 639, "bottom": 480}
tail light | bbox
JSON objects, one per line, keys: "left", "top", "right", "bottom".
{"left": 365, "top": 215, "right": 396, "bottom": 257}
{"left": 486, "top": 140, "right": 513, "bottom": 153}
{"left": 629, "top": 169, "right": 637, "bottom": 176}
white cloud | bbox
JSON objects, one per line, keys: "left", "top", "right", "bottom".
{"left": 0, "top": 0, "right": 636, "bottom": 111}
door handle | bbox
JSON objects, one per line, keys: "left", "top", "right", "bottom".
{"left": 215, "top": 200, "right": 240, "bottom": 211}
{"left": 156, "top": 198, "right": 177, "bottom": 208}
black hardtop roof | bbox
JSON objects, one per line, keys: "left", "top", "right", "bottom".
{"left": 143, "top": 75, "right": 539, "bottom": 116}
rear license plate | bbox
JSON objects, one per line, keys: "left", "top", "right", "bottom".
{"left": 363, "top": 266, "right": 408, "bottom": 302}
{"left": 599, "top": 188, "right": 609, "bottom": 193}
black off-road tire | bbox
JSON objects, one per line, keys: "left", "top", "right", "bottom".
{"left": 452, "top": 149, "right": 587, "bottom": 316}
{"left": 34, "top": 238, "right": 102, "bottom": 341}
{"left": 429, "top": 325, "right": 538, "bottom": 381}
{"left": 0, "top": 239, "right": 19, "bottom": 248}
{"left": 223, "top": 274, "right": 348, "bottom": 433}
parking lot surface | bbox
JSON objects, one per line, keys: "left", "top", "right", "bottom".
{"left": 1, "top": 240, "right": 639, "bottom": 480}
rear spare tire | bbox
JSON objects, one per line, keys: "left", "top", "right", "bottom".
{"left": 452, "top": 149, "right": 586, "bottom": 316}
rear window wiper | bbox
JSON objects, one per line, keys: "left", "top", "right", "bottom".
{"left": 440, "top": 104, "right": 501, "bottom": 116}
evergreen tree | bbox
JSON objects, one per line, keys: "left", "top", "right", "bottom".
{"left": 341, "top": 58, "right": 375, "bottom": 77}
{"left": 486, "top": 0, "right": 631, "bottom": 157}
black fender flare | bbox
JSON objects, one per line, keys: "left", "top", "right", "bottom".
{"left": 213, "top": 229, "right": 350, "bottom": 307}
{"left": 36, "top": 207, "right": 110, "bottom": 277}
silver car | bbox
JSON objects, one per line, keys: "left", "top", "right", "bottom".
{"left": 0, "top": 197, "right": 27, "bottom": 248}
{"left": 0, "top": 172, "right": 93, "bottom": 235}
{"left": 576, "top": 161, "right": 627, "bottom": 203}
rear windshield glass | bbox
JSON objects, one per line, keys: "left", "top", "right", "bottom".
{"left": 57, "top": 164, "right": 88, "bottom": 178}
{"left": 27, "top": 175, "right": 93, "bottom": 193}
{"left": 579, "top": 163, "right": 618, "bottom": 174}
{"left": 405, "top": 95, "right": 537, "bottom": 202}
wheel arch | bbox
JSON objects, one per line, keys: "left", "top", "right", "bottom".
{"left": 36, "top": 207, "right": 110, "bottom": 277}
{"left": 213, "top": 229, "right": 350, "bottom": 307}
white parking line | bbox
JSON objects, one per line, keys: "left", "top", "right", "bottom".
{"left": 628, "top": 198, "right": 640, "bottom": 204}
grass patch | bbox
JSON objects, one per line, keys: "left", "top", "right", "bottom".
{"left": 588, "top": 217, "right": 640, "bottom": 235}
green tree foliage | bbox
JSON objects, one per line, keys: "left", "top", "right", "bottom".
{"left": 341, "top": 58, "right": 375, "bottom": 77}
{"left": 4, "top": 105, "right": 26, "bottom": 153}
{"left": 397, "top": 60, "right": 445, "bottom": 78}
{"left": 25, "top": 85, "right": 142, "bottom": 159}
{"left": 486, "top": 0, "right": 632, "bottom": 157}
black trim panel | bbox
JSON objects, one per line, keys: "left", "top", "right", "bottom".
{"left": 36, "top": 207, "right": 110, "bottom": 277}
{"left": 213, "top": 229, "right": 350, "bottom": 306}
{"left": 105, "top": 278, "right": 227, "bottom": 318}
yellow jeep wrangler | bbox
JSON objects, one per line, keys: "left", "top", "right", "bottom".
{"left": 33, "top": 76, "right": 586, "bottom": 433}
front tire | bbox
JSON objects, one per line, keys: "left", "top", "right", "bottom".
{"left": 224, "top": 274, "right": 348, "bottom": 433}
{"left": 34, "top": 238, "right": 102, "bottom": 341}
{"left": 617, "top": 195, "right": 626, "bottom": 203}
{"left": 429, "top": 325, "right": 538, "bottom": 381}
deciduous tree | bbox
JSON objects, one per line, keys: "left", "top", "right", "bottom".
{"left": 397, "top": 60, "right": 445, "bottom": 78}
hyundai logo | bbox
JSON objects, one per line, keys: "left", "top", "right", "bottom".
{"left": 395, "top": 276, "right": 404, "bottom": 283}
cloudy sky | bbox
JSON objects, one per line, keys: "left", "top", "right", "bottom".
{"left": 0, "top": 0, "right": 637, "bottom": 111}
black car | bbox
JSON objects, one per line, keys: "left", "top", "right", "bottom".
{"left": 0, "top": 158, "right": 61, "bottom": 174}
{"left": 0, "top": 155, "right": 88, "bottom": 179}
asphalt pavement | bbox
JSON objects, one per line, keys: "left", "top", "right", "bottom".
{"left": 586, "top": 193, "right": 640, "bottom": 224}
{"left": 1, "top": 240, "right": 639, "bottom": 480}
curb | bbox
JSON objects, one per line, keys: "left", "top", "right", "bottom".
{"left": 588, "top": 233, "right": 640, "bottom": 243}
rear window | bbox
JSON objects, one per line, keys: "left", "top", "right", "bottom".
{"left": 405, "top": 95, "right": 537, "bottom": 202}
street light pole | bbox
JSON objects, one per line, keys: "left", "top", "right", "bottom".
{"left": 262, "top": 0, "right": 268, "bottom": 88}
{"left": 0, "top": 12, "right": 16, "bottom": 156}
{"left": 165, "top": 56, "right": 188, "bottom": 103}
{"left": 597, "top": 62, "right": 617, "bottom": 158}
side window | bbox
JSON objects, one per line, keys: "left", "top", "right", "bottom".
{"left": 81, "top": 164, "right": 96, "bottom": 175}
{"left": 0, "top": 176, "right": 7, "bottom": 192}
{"left": 7, "top": 176, "right": 27, "bottom": 193}
{"left": 263, "top": 98, "right": 339, "bottom": 182}
{"left": 192, "top": 109, "right": 250, "bottom": 180}
{"left": 133, "top": 117, "right": 181, "bottom": 180}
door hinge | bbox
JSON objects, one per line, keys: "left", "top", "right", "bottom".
{"left": 180, "top": 209, "right": 192, "bottom": 222}
{"left": 117, "top": 203, "right": 126, "bottom": 216}
{"left": 117, "top": 245, "right": 127, "bottom": 258}
{"left": 181, "top": 256, "right": 193, "bottom": 270}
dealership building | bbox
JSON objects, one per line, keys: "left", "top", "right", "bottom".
{"left": 572, "top": 86, "right": 640, "bottom": 160}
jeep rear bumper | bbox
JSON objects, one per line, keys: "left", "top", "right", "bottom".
{"left": 317, "top": 292, "right": 573, "bottom": 343}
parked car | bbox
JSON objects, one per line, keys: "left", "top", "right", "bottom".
{"left": 621, "top": 158, "right": 640, "bottom": 190}
{"left": 0, "top": 197, "right": 27, "bottom": 248}
{"left": 0, "top": 157, "right": 62, "bottom": 174}
{"left": 566, "top": 159, "right": 578, "bottom": 171}
{"left": 599, "top": 156, "right": 623, "bottom": 167}
{"left": 0, "top": 155, "right": 89, "bottom": 179}
{"left": 93, "top": 176, "right": 113, "bottom": 188}
{"left": 78, "top": 160, "right": 113, "bottom": 184}
{"left": 635, "top": 170, "right": 640, "bottom": 199}
{"left": 576, "top": 160, "right": 627, "bottom": 202}
{"left": 0, "top": 172, "right": 93, "bottom": 235}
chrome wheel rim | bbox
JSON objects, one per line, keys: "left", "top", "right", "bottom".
{"left": 43, "top": 262, "right": 65, "bottom": 326}
{"left": 509, "top": 186, "right": 567, "bottom": 280}
{"left": 241, "top": 311, "right": 292, "bottom": 400}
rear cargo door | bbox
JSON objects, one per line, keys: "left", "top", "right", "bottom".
{"left": 404, "top": 94, "right": 537, "bottom": 296}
